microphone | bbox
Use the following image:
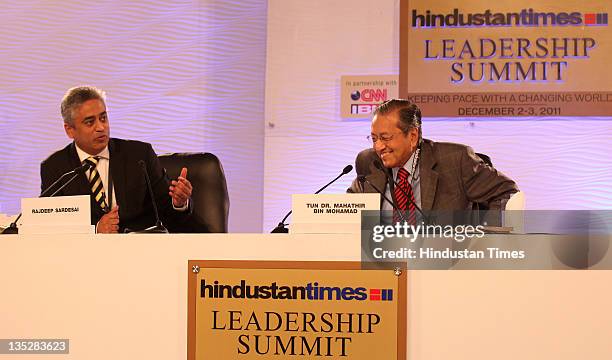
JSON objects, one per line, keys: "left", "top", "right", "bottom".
{"left": 373, "top": 159, "right": 431, "bottom": 225}
{"left": 315, "top": 165, "right": 353, "bottom": 194}
{"left": 126, "top": 160, "right": 168, "bottom": 234}
{"left": 1, "top": 163, "right": 93, "bottom": 234}
{"left": 43, "top": 162, "right": 93, "bottom": 197}
{"left": 358, "top": 175, "right": 408, "bottom": 224}
{"left": 271, "top": 165, "right": 354, "bottom": 233}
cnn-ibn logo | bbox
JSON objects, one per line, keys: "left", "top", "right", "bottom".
{"left": 350, "top": 89, "right": 388, "bottom": 115}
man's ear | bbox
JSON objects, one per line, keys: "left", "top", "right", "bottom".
{"left": 409, "top": 127, "right": 419, "bottom": 148}
{"left": 64, "top": 123, "right": 75, "bottom": 139}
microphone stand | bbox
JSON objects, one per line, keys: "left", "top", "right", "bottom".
{"left": 358, "top": 175, "right": 408, "bottom": 224}
{"left": 1, "top": 215, "right": 20, "bottom": 234}
{"left": 126, "top": 160, "right": 168, "bottom": 233}
{"left": 1, "top": 163, "right": 92, "bottom": 235}
{"left": 373, "top": 159, "right": 432, "bottom": 225}
{"left": 271, "top": 165, "right": 353, "bottom": 233}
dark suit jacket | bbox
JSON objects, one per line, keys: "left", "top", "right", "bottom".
{"left": 348, "top": 139, "right": 519, "bottom": 211}
{"left": 40, "top": 138, "right": 190, "bottom": 232}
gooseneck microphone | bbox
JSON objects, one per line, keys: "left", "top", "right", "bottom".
{"left": 373, "top": 159, "right": 431, "bottom": 225}
{"left": 1, "top": 162, "right": 93, "bottom": 235}
{"left": 128, "top": 160, "right": 168, "bottom": 234}
{"left": 315, "top": 165, "right": 353, "bottom": 195}
{"left": 358, "top": 175, "right": 408, "bottom": 223}
{"left": 271, "top": 165, "right": 354, "bottom": 233}
{"left": 44, "top": 162, "right": 93, "bottom": 197}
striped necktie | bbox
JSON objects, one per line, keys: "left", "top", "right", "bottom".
{"left": 83, "top": 156, "right": 108, "bottom": 212}
{"left": 393, "top": 168, "right": 417, "bottom": 225}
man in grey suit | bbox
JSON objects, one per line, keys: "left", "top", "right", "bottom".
{"left": 348, "top": 99, "right": 518, "bottom": 215}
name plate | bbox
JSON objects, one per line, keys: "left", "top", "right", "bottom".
{"left": 290, "top": 193, "right": 379, "bottom": 234}
{"left": 20, "top": 195, "right": 92, "bottom": 234}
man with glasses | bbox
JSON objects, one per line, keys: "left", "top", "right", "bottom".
{"left": 348, "top": 99, "right": 518, "bottom": 215}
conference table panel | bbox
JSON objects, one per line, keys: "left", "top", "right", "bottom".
{"left": 0, "top": 234, "right": 610, "bottom": 359}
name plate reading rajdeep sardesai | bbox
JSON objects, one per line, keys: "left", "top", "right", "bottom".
{"left": 290, "top": 193, "right": 379, "bottom": 234}
{"left": 188, "top": 261, "right": 406, "bottom": 360}
{"left": 20, "top": 195, "right": 92, "bottom": 234}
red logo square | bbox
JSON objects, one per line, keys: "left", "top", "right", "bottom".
{"left": 369, "top": 288, "right": 381, "bottom": 301}
{"left": 585, "top": 13, "right": 596, "bottom": 25}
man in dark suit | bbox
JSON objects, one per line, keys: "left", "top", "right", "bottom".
{"left": 348, "top": 99, "right": 518, "bottom": 215}
{"left": 41, "top": 86, "right": 193, "bottom": 233}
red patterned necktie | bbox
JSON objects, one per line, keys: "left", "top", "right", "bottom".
{"left": 394, "top": 168, "right": 417, "bottom": 225}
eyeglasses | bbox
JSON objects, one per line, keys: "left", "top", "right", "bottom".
{"left": 367, "top": 131, "right": 405, "bottom": 144}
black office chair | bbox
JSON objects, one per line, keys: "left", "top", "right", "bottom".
{"left": 472, "top": 152, "right": 493, "bottom": 213}
{"left": 158, "top": 152, "right": 229, "bottom": 233}
{"left": 473, "top": 152, "right": 496, "bottom": 225}
{"left": 475, "top": 152, "right": 492, "bottom": 167}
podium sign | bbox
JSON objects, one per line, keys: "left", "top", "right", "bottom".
{"left": 20, "top": 195, "right": 92, "bottom": 234}
{"left": 188, "top": 261, "right": 406, "bottom": 359}
{"left": 399, "top": 0, "right": 612, "bottom": 117}
{"left": 290, "top": 194, "right": 380, "bottom": 234}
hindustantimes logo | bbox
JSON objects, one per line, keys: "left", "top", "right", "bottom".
{"left": 412, "top": 8, "right": 608, "bottom": 28}
{"left": 200, "top": 279, "right": 394, "bottom": 302}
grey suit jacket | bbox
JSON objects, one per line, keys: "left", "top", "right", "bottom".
{"left": 348, "top": 139, "right": 518, "bottom": 211}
